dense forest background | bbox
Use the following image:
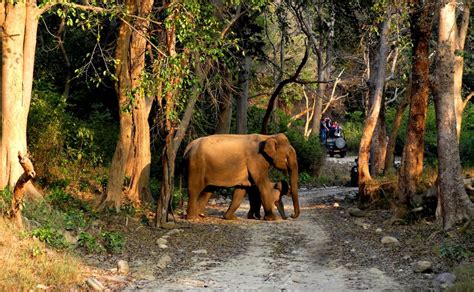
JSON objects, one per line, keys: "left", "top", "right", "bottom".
{"left": 0, "top": 0, "right": 473, "bottom": 288}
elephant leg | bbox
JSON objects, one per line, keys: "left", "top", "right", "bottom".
{"left": 186, "top": 176, "right": 205, "bottom": 219}
{"left": 224, "top": 188, "right": 246, "bottom": 220}
{"left": 250, "top": 177, "right": 277, "bottom": 221}
{"left": 260, "top": 185, "right": 278, "bottom": 221}
{"left": 247, "top": 186, "right": 262, "bottom": 219}
{"left": 197, "top": 191, "right": 213, "bottom": 216}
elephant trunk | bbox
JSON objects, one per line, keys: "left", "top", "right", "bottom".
{"left": 288, "top": 147, "right": 300, "bottom": 219}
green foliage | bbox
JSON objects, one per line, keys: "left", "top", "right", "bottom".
{"left": 343, "top": 111, "right": 365, "bottom": 153}
{"left": 299, "top": 172, "right": 312, "bottom": 185}
{"left": 0, "top": 188, "right": 13, "bottom": 216}
{"left": 440, "top": 240, "right": 471, "bottom": 262}
{"left": 64, "top": 209, "right": 89, "bottom": 231}
{"left": 47, "top": 188, "right": 92, "bottom": 213}
{"left": 286, "top": 128, "right": 325, "bottom": 175}
{"left": 247, "top": 106, "right": 290, "bottom": 134}
{"left": 78, "top": 232, "right": 104, "bottom": 253}
{"left": 460, "top": 103, "right": 474, "bottom": 166}
{"left": 31, "top": 226, "right": 68, "bottom": 249}
{"left": 101, "top": 231, "right": 125, "bottom": 253}
{"left": 28, "top": 81, "right": 117, "bottom": 184}
{"left": 449, "top": 263, "right": 474, "bottom": 292}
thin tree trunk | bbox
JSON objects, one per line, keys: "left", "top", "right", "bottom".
{"left": 384, "top": 92, "right": 408, "bottom": 175}
{"left": 156, "top": 62, "right": 206, "bottom": 227}
{"left": 433, "top": 0, "right": 473, "bottom": 230}
{"left": 396, "top": 0, "right": 432, "bottom": 218}
{"left": 261, "top": 44, "right": 309, "bottom": 134}
{"left": 454, "top": 3, "right": 470, "bottom": 140}
{"left": 236, "top": 55, "right": 250, "bottom": 134}
{"left": 215, "top": 94, "right": 232, "bottom": 134}
{"left": 371, "top": 98, "right": 387, "bottom": 175}
{"left": 358, "top": 11, "right": 391, "bottom": 199}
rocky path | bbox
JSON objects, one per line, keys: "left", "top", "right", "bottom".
{"left": 129, "top": 187, "right": 403, "bottom": 291}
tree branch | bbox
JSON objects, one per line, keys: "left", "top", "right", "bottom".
{"left": 261, "top": 42, "right": 310, "bottom": 134}
{"left": 463, "top": 91, "right": 474, "bottom": 111}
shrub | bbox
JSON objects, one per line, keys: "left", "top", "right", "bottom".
{"left": 78, "top": 232, "right": 104, "bottom": 253}
{"left": 0, "top": 188, "right": 13, "bottom": 216}
{"left": 286, "top": 129, "right": 325, "bottom": 175}
{"left": 31, "top": 226, "right": 68, "bottom": 249}
{"left": 101, "top": 231, "right": 125, "bottom": 253}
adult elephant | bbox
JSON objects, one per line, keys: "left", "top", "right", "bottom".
{"left": 184, "top": 133, "right": 299, "bottom": 220}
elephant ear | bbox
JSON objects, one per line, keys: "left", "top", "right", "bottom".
{"left": 263, "top": 137, "right": 278, "bottom": 159}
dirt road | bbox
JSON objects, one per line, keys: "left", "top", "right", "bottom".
{"left": 130, "top": 187, "right": 402, "bottom": 290}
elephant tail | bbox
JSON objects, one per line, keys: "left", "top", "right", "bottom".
{"left": 183, "top": 139, "right": 199, "bottom": 159}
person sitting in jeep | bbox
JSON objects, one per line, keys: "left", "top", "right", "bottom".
{"left": 321, "top": 119, "right": 347, "bottom": 158}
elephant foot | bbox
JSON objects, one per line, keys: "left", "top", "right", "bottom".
{"left": 264, "top": 213, "right": 277, "bottom": 221}
{"left": 223, "top": 213, "right": 239, "bottom": 220}
{"left": 247, "top": 211, "right": 261, "bottom": 220}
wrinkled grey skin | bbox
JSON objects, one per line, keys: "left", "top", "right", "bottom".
{"left": 184, "top": 134, "right": 299, "bottom": 220}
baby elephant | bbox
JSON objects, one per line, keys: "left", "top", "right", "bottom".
{"left": 247, "top": 180, "right": 289, "bottom": 220}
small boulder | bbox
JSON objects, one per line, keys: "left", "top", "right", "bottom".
{"left": 414, "top": 261, "right": 433, "bottom": 273}
{"left": 348, "top": 207, "right": 366, "bottom": 217}
{"left": 433, "top": 272, "right": 456, "bottom": 289}
{"left": 157, "top": 255, "right": 172, "bottom": 270}
{"left": 381, "top": 236, "right": 400, "bottom": 245}
{"left": 192, "top": 249, "right": 207, "bottom": 254}
{"left": 375, "top": 228, "right": 383, "bottom": 233}
{"left": 156, "top": 238, "right": 168, "bottom": 246}
{"left": 117, "top": 260, "right": 129, "bottom": 275}
{"left": 86, "top": 278, "right": 105, "bottom": 291}
{"left": 162, "top": 222, "right": 176, "bottom": 229}
{"left": 334, "top": 194, "right": 346, "bottom": 202}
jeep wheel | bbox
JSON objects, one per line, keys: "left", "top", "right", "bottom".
{"left": 340, "top": 152, "right": 346, "bottom": 158}
{"left": 329, "top": 152, "right": 334, "bottom": 157}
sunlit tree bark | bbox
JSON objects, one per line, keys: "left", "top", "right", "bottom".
{"left": 396, "top": 0, "right": 432, "bottom": 218}
{"left": 0, "top": 2, "right": 47, "bottom": 199}
{"left": 454, "top": 2, "right": 470, "bottom": 140}
{"left": 358, "top": 10, "right": 391, "bottom": 199}
{"left": 432, "top": 0, "right": 473, "bottom": 230}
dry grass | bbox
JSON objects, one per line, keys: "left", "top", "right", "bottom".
{"left": 0, "top": 217, "right": 86, "bottom": 290}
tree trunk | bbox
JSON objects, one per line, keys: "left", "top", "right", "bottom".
{"left": 370, "top": 99, "right": 387, "bottom": 175}
{"left": 433, "top": 0, "right": 473, "bottom": 230}
{"left": 236, "top": 55, "right": 250, "bottom": 134}
{"left": 384, "top": 93, "right": 408, "bottom": 175}
{"left": 454, "top": 3, "right": 470, "bottom": 140}
{"left": 104, "top": 0, "right": 154, "bottom": 210}
{"left": 396, "top": 0, "right": 432, "bottom": 217}
{"left": 215, "top": 94, "right": 232, "bottom": 134}
{"left": 155, "top": 63, "right": 205, "bottom": 227}
{"left": 358, "top": 11, "right": 391, "bottom": 199}
{"left": 0, "top": 2, "right": 41, "bottom": 199}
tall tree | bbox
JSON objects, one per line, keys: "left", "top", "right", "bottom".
{"left": 432, "top": 0, "right": 473, "bottom": 230}
{"left": 102, "top": 0, "right": 154, "bottom": 210}
{"left": 358, "top": 9, "right": 391, "bottom": 198}
{"left": 396, "top": 0, "right": 433, "bottom": 218}
{"left": 0, "top": 1, "right": 53, "bottom": 197}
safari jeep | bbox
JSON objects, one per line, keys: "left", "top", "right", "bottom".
{"left": 325, "top": 129, "right": 347, "bottom": 158}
